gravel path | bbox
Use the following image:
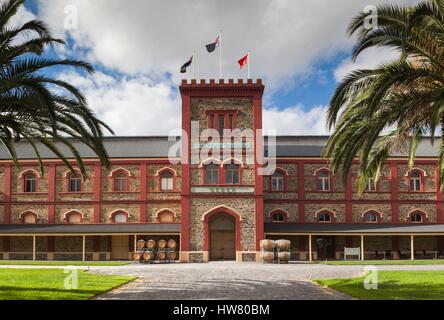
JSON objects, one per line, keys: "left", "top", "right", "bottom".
{"left": 3, "top": 262, "right": 443, "bottom": 300}
{"left": 91, "top": 262, "right": 364, "bottom": 300}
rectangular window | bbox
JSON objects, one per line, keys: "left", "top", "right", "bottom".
{"left": 226, "top": 165, "right": 239, "bottom": 185}
{"left": 218, "top": 115, "right": 225, "bottom": 137}
{"left": 70, "top": 177, "right": 81, "bottom": 192}
{"left": 229, "top": 114, "right": 234, "bottom": 129}
{"left": 209, "top": 114, "right": 215, "bottom": 129}
{"left": 205, "top": 165, "right": 219, "bottom": 184}
{"left": 161, "top": 177, "right": 174, "bottom": 190}
{"left": 25, "top": 178, "right": 36, "bottom": 193}
{"left": 365, "top": 178, "right": 376, "bottom": 192}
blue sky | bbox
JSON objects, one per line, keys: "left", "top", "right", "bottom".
{"left": 16, "top": 0, "right": 411, "bottom": 135}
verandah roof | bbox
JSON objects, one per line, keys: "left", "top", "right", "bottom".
{"left": 0, "top": 223, "right": 181, "bottom": 235}
{"left": 265, "top": 223, "right": 444, "bottom": 235}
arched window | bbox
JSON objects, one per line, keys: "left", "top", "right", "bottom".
{"left": 66, "top": 212, "right": 82, "bottom": 224}
{"left": 161, "top": 171, "right": 174, "bottom": 191}
{"left": 317, "top": 171, "right": 331, "bottom": 192}
{"left": 158, "top": 211, "right": 175, "bottom": 223}
{"left": 69, "top": 173, "right": 82, "bottom": 192}
{"left": 410, "top": 211, "right": 424, "bottom": 223}
{"left": 271, "top": 212, "right": 286, "bottom": 223}
{"left": 365, "top": 177, "right": 377, "bottom": 192}
{"left": 225, "top": 164, "right": 240, "bottom": 185}
{"left": 205, "top": 164, "right": 219, "bottom": 184}
{"left": 112, "top": 211, "right": 128, "bottom": 223}
{"left": 318, "top": 211, "right": 332, "bottom": 223}
{"left": 114, "top": 172, "right": 128, "bottom": 192}
{"left": 364, "top": 211, "right": 379, "bottom": 223}
{"left": 22, "top": 212, "right": 37, "bottom": 224}
{"left": 271, "top": 171, "right": 284, "bottom": 191}
{"left": 24, "top": 173, "right": 37, "bottom": 193}
{"left": 410, "top": 171, "right": 422, "bottom": 192}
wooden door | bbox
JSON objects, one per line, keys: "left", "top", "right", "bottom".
{"left": 210, "top": 230, "right": 235, "bottom": 260}
{"left": 111, "top": 236, "right": 129, "bottom": 260}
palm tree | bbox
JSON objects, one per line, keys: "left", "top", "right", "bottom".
{"left": 0, "top": 0, "right": 113, "bottom": 176}
{"left": 324, "top": 0, "right": 444, "bottom": 192}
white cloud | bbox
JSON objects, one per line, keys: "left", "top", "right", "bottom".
{"left": 60, "top": 72, "right": 181, "bottom": 136}
{"left": 263, "top": 105, "right": 329, "bottom": 135}
{"left": 334, "top": 47, "right": 401, "bottom": 81}
{"left": 36, "top": 0, "right": 414, "bottom": 90}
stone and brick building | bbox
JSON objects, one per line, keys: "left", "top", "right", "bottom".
{"left": 0, "top": 79, "right": 444, "bottom": 262}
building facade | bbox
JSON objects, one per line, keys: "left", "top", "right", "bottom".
{"left": 0, "top": 79, "right": 444, "bottom": 262}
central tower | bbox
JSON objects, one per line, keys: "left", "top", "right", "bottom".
{"left": 179, "top": 79, "right": 265, "bottom": 262}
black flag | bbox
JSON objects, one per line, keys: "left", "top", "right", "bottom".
{"left": 180, "top": 56, "right": 193, "bottom": 73}
{"left": 205, "top": 36, "right": 220, "bottom": 53}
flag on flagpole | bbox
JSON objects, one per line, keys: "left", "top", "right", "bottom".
{"left": 238, "top": 53, "right": 249, "bottom": 69}
{"left": 205, "top": 36, "right": 220, "bottom": 53}
{"left": 180, "top": 56, "right": 193, "bottom": 73}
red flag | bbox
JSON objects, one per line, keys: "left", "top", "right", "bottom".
{"left": 237, "top": 53, "right": 249, "bottom": 69}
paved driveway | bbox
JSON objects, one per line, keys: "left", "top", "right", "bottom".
{"left": 92, "top": 262, "right": 364, "bottom": 300}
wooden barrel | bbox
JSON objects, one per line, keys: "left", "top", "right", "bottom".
{"left": 136, "top": 239, "right": 146, "bottom": 250}
{"left": 260, "top": 239, "right": 275, "bottom": 251}
{"left": 132, "top": 252, "right": 142, "bottom": 261}
{"left": 277, "top": 251, "right": 290, "bottom": 262}
{"left": 157, "top": 251, "right": 167, "bottom": 260}
{"left": 146, "top": 240, "right": 156, "bottom": 250}
{"left": 167, "top": 239, "right": 177, "bottom": 249}
{"left": 158, "top": 239, "right": 167, "bottom": 249}
{"left": 275, "top": 239, "right": 291, "bottom": 251}
{"left": 260, "top": 251, "right": 274, "bottom": 262}
{"left": 167, "top": 251, "right": 177, "bottom": 260}
{"left": 143, "top": 252, "right": 155, "bottom": 261}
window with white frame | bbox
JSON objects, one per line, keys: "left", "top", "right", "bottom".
{"left": 161, "top": 171, "right": 174, "bottom": 191}
{"left": 317, "top": 171, "right": 330, "bottom": 192}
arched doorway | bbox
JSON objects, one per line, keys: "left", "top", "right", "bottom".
{"left": 209, "top": 213, "right": 236, "bottom": 260}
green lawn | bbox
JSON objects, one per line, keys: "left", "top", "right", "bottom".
{"left": 0, "top": 269, "right": 136, "bottom": 300}
{"left": 318, "top": 259, "right": 444, "bottom": 265}
{"left": 0, "top": 260, "right": 131, "bottom": 266}
{"left": 315, "top": 271, "right": 444, "bottom": 300}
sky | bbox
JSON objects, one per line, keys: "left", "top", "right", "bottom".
{"left": 15, "top": 0, "right": 417, "bottom": 136}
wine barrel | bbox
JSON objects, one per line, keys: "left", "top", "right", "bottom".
{"left": 143, "top": 252, "right": 155, "bottom": 261}
{"left": 260, "top": 251, "right": 274, "bottom": 262}
{"left": 167, "top": 239, "right": 177, "bottom": 249}
{"left": 277, "top": 251, "right": 290, "bottom": 262}
{"left": 167, "top": 251, "right": 177, "bottom": 260}
{"left": 260, "top": 239, "right": 275, "bottom": 251}
{"left": 158, "top": 239, "right": 167, "bottom": 249}
{"left": 275, "top": 239, "right": 291, "bottom": 251}
{"left": 146, "top": 239, "right": 156, "bottom": 250}
{"left": 136, "top": 239, "right": 146, "bottom": 250}
{"left": 157, "top": 251, "right": 167, "bottom": 260}
{"left": 132, "top": 252, "right": 142, "bottom": 261}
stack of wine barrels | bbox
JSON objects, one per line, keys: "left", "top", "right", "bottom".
{"left": 275, "top": 239, "right": 291, "bottom": 264}
{"left": 167, "top": 239, "right": 177, "bottom": 261}
{"left": 132, "top": 238, "right": 178, "bottom": 263}
{"left": 132, "top": 239, "right": 146, "bottom": 261}
{"left": 260, "top": 239, "right": 275, "bottom": 263}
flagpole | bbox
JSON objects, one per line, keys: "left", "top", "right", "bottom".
{"left": 192, "top": 50, "right": 195, "bottom": 79}
{"left": 247, "top": 51, "right": 250, "bottom": 79}
{"left": 219, "top": 30, "right": 222, "bottom": 79}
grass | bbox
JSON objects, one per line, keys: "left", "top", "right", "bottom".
{"left": 315, "top": 271, "right": 444, "bottom": 300}
{"left": 0, "top": 260, "right": 131, "bottom": 266}
{"left": 0, "top": 269, "right": 136, "bottom": 300}
{"left": 318, "top": 259, "right": 444, "bottom": 265}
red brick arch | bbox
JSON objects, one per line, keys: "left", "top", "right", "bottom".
{"left": 203, "top": 206, "right": 241, "bottom": 252}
